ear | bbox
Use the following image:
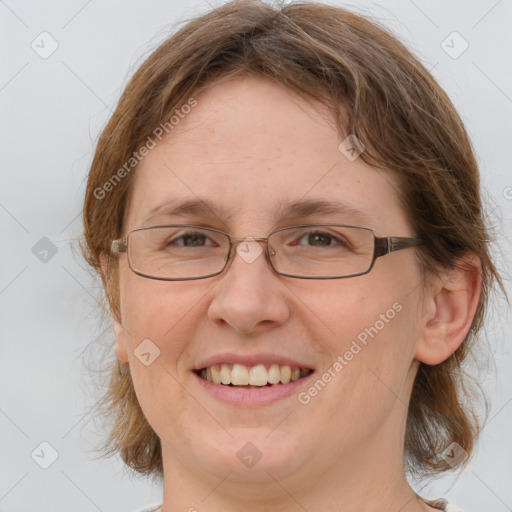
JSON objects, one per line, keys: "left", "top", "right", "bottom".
{"left": 414, "top": 254, "right": 482, "bottom": 365}
{"left": 100, "top": 253, "right": 129, "bottom": 364}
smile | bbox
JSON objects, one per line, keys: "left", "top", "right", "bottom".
{"left": 196, "top": 363, "right": 314, "bottom": 387}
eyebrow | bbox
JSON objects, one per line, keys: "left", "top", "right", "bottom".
{"left": 275, "top": 198, "right": 374, "bottom": 225}
{"left": 141, "top": 197, "right": 374, "bottom": 226}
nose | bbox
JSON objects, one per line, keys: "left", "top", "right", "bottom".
{"left": 206, "top": 238, "right": 290, "bottom": 334}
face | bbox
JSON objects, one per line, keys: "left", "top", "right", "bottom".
{"left": 112, "top": 76, "right": 426, "bottom": 490}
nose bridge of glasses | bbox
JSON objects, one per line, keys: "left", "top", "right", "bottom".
{"left": 229, "top": 236, "right": 276, "bottom": 257}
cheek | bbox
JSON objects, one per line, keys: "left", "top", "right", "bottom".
{"left": 130, "top": 360, "right": 198, "bottom": 451}
{"left": 314, "top": 309, "right": 416, "bottom": 447}
{"left": 120, "top": 273, "right": 202, "bottom": 348}
{"left": 302, "top": 275, "right": 417, "bottom": 406}
{"left": 293, "top": 274, "right": 405, "bottom": 354}
{"left": 118, "top": 276, "right": 204, "bottom": 437}
{"left": 116, "top": 276, "right": 192, "bottom": 406}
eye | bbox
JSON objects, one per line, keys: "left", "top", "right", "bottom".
{"left": 292, "top": 230, "right": 350, "bottom": 248}
{"left": 168, "top": 230, "right": 218, "bottom": 248}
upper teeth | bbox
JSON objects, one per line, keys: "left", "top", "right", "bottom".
{"left": 199, "top": 363, "right": 312, "bottom": 386}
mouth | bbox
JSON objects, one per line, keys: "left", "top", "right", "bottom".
{"left": 194, "top": 363, "right": 314, "bottom": 388}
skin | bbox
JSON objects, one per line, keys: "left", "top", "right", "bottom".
{"left": 105, "top": 76, "right": 481, "bottom": 512}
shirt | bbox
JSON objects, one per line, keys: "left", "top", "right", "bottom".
{"left": 421, "top": 497, "right": 466, "bottom": 511}
{"left": 136, "top": 497, "right": 465, "bottom": 511}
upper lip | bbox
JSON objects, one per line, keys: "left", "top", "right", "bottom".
{"left": 195, "top": 353, "right": 315, "bottom": 370}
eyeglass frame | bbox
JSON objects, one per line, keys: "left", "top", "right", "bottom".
{"left": 110, "top": 223, "right": 425, "bottom": 281}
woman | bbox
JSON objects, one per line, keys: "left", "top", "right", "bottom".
{"left": 81, "top": 1, "right": 503, "bottom": 511}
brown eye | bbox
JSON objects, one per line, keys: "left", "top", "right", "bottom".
{"left": 292, "top": 230, "right": 350, "bottom": 249}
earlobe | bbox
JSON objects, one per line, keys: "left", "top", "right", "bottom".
{"left": 414, "top": 255, "right": 482, "bottom": 366}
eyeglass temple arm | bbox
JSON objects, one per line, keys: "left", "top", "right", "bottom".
{"left": 374, "top": 236, "right": 424, "bottom": 258}
{"left": 111, "top": 238, "right": 127, "bottom": 255}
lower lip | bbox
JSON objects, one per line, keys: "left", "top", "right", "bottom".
{"left": 193, "top": 371, "right": 315, "bottom": 406}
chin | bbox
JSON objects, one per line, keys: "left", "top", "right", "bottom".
{"left": 195, "top": 430, "right": 306, "bottom": 480}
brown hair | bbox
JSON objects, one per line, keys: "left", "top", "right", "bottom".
{"left": 81, "top": 0, "right": 504, "bottom": 480}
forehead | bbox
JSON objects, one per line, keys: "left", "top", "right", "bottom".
{"left": 124, "top": 76, "right": 408, "bottom": 235}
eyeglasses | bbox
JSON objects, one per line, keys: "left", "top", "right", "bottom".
{"left": 110, "top": 224, "right": 425, "bottom": 281}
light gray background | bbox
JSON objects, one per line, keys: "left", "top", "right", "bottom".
{"left": 1, "top": 1, "right": 511, "bottom": 511}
